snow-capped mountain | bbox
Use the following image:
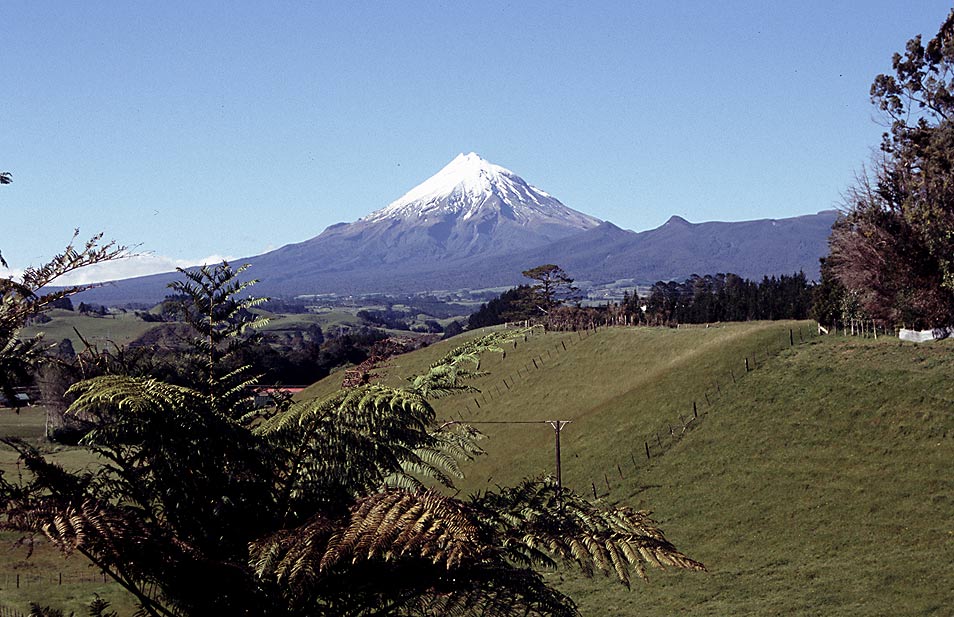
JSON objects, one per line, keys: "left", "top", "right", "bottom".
{"left": 295, "top": 152, "right": 602, "bottom": 265}
{"left": 362, "top": 152, "right": 601, "bottom": 231}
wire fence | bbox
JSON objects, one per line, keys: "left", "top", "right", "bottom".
{"left": 606, "top": 325, "right": 816, "bottom": 497}
{"left": 0, "top": 570, "right": 124, "bottom": 617}
{"left": 818, "top": 319, "right": 894, "bottom": 338}
{"left": 0, "top": 570, "right": 113, "bottom": 590}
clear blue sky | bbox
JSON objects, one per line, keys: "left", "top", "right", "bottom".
{"left": 2, "top": 2, "right": 952, "bottom": 282}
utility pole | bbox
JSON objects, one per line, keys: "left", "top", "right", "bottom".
{"left": 441, "top": 418, "right": 572, "bottom": 507}
{"left": 547, "top": 420, "right": 571, "bottom": 509}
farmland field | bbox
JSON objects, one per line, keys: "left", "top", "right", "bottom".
{"left": 2, "top": 322, "right": 952, "bottom": 615}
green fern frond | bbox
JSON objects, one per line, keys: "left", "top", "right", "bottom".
{"left": 67, "top": 375, "right": 201, "bottom": 418}
{"left": 255, "top": 386, "right": 443, "bottom": 517}
{"left": 382, "top": 472, "right": 425, "bottom": 491}
{"left": 408, "top": 330, "right": 529, "bottom": 399}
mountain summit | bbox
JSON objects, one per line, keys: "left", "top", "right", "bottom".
{"left": 361, "top": 152, "right": 601, "bottom": 232}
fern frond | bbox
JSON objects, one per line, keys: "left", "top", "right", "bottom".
{"left": 405, "top": 565, "right": 581, "bottom": 617}
{"left": 67, "top": 375, "right": 201, "bottom": 418}
{"left": 408, "top": 330, "right": 529, "bottom": 398}
{"left": 322, "top": 490, "right": 483, "bottom": 572}
{"left": 471, "top": 477, "right": 705, "bottom": 585}
{"left": 256, "top": 386, "right": 442, "bottom": 518}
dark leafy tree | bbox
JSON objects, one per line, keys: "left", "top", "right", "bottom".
{"left": 50, "top": 296, "right": 74, "bottom": 311}
{"left": 155, "top": 293, "right": 191, "bottom": 321}
{"left": 442, "top": 319, "right": 465, "bottom": 339}
{"left": 809, "top": 258, "right": 862, "bottom": 326}
{"left": 522, "top": 264, "right": 579, "bottom": 314}
{"left": 468, "top": 285, "right": 538, "bottom": 329}
{"left": 357, "top": 308, "right": 411, "bottom": 330}
{"left": 0, "top": 266, "right": 704, "bottom": 616}
{"left": 617, "top": 290, "right": 646, "bottom": 325}
{"left": 830, "top": 10, "right": 954, "bottom": 327}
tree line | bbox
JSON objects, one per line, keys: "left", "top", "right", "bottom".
{"left": 636, "top": 272, "right": 812, "bottom": 325}
{"left": 469, "top": 269, "right": 814, "bottom": 330}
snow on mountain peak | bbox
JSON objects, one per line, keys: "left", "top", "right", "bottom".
{"left": 361, "top": 153, "right": 600, "bottom": 228}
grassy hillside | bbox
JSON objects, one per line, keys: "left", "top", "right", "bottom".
{"left": 303, "top": 322, "right": 813, "bottom": 494}
{"left": 18, "top": 309, "right": 160, "bottom": 349}
{"left": 565, "top": 334, "right": 954, "bottom": 617}
{"left": 300, "top": 322, "right": 954, "bottom": 615}
{"left": 2, "top": 322, "right": 952, "bottom": 615}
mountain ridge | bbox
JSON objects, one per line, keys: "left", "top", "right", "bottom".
{"left": 72, "top": 154, "right": 838, "bottom": 304}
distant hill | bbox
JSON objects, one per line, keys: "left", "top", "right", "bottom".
{"left": 464, "top": 210, "right": 837, "bottom": 287}
{"left": 74, "top": 154, "right": 838, "bottom": 304}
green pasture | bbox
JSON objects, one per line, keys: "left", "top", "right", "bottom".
{"left": 3, "top": 322, "right": 952, "bottom": 614}
{"left": 18, "top": 310, "right": 160, "bottom": 350}
{"left": 258, "top": 310, "right": 359, "bottom": 332}
{"left": 552, "top": 334, "right": 954, "bottom": 616}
